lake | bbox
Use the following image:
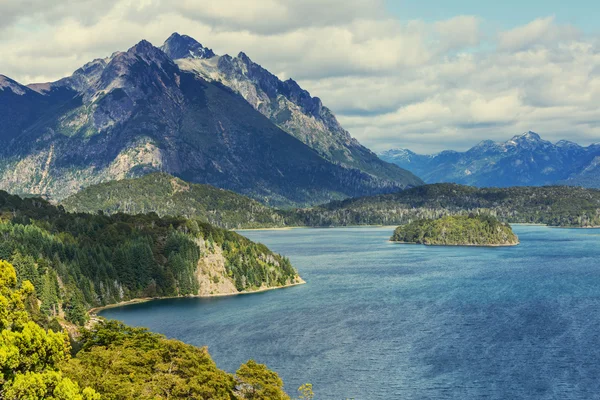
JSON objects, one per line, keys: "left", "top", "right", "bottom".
{"left": 100, "top": 225, "right": 600, "bottom": 399}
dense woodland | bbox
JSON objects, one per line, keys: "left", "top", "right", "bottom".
{"left": 0, "top": 190, "right": 297, "bottom": 325}
{"left": 62, "top": 173, "right": 287, "bottom": 229}
{"left": 0, "top": 260, "right": 300, "bottom": 399}
{"left": 391, "top": 214, "right": 519, "bottom": 246}
{"left": 63, "top": 176, "right": 600, "bottom": 229}
{"left": 287, "top": 184, "right": 600, "bottom": 228}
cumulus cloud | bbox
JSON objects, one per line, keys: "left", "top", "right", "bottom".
{"left": 434, "top": 16, "right": 481, "bottom": 50}
{"left": 497, "top": 16, "right": 580, "bottom": 51}
{"left": 0, "top": 1, "right": 598, "bottom": 153}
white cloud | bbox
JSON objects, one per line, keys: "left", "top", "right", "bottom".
{"left": 0, "top": 1, "right": 599, "bottom": 153}
{"left": 497, "top": 16, "right": 580, "bottom": 51}
{"left": 434, "top": 16, "right": 481, "bottom": 50}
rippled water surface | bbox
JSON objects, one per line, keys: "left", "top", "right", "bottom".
{"left": 100, "top": 226, "right": 600, "bottom": 399}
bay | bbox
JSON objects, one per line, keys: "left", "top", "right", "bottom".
{"left": 100, "top": 226, "right": 600, "bottom": 399}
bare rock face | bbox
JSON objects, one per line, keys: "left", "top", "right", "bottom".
{"left": 161, "top": 33, "right": 216, "bottom": 60}
{"left": 0, "top": 35, "right": 422, "bottom": 205}
{"left": 163, "top": 33, "right": 419, "bottom": 185}
{"left": 195, "top": 243, "right": 238, "bottom": 296}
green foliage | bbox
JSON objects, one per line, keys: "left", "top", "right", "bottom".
{"left": 1, "top": 260, "right": 297, "bottom": 400}
{"left": 297, "top": 383, "right": 314, "bottom": 400}
{"left": 235, "top": 360, "right": 290, "bottom": 400}
{"left": 391, "top": 214, "right": 519, "bottom": 246}
{"left": 64, "top": 176, "right": 600, "bottom": 230}
{"left": 287, "top": 184, "right": 600, "bottom": 228}
{"left": 64, "top": 320, "right": 236, "bottom": 400}
{"left": 0, "top": 190, "right": 298, "bottom": 325}
{"left": 0, "top": 260, "right": 99, "bottom": 399}
{"left": 62, "top": 172, "right": 288, "bottom": 229}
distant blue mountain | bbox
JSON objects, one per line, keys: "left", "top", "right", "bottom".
{"left": 379, "top": 131, "right": 600, "bottom": 188}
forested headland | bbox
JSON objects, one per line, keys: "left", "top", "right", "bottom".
{"left": 0, "top": 190, "right": 300, "bottom": 326}
{"left": 391, "top": 214, "right": 519, "bottom": 246}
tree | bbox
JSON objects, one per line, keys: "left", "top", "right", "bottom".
{"left": 235, "top": 360, "right": 290, "bottom": 400}
{"left": 297, "top": 383, "right": 314, "bottom": 400}
{"left": 64, "top": 320, "right": 235, "bottom": 399}
{"left": 0, "top": 260, "right": 99, "bottom": 399}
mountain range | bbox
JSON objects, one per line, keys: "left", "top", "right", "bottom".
{"left": 379, "top": 131, "right": 600, "bottom": 188}
{"left": 0, "top": 34, "right": 421, "bottom": 207}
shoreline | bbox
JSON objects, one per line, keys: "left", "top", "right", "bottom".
{"left": 510, "top": 223, "right": 547, "bottom": 226}
{"left": 233, "top": 226, "right": 302, "bottom": 231}
{"left": 237, "top": 224, "right": 400, "bottom": 231}
{"left": 548, "top": 225, "right": 600, "bottom": 229}
{"left": 89, "top": 279, "right": 306, "bottom": 315}
{"left": 240, "top": 223, "right": 600, "bottom": 232}
{"left": 390, "top": 240, "right": 520, "bottom": 247}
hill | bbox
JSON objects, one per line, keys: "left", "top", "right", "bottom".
{"left": 288, "top": 184, "right": 600, "bottom": 228}
{"left": 61, "top": 175, "right": 600, "bottom": 229}
{"left": 0, "top": 190, "right": 301, "bottom": 326}
{"left": 391, "top": 214, "right": 519, "bottom": 246}
{"left": 379, "top": 131, "right": 600, "bottom": 188}
{"left": 62, "top": 172, "right": 286, "bottom": 229}
{"left": 0, "top": 35, "right": 422, "bottom": 207}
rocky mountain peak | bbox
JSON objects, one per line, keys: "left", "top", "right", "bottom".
{"left": 237, "top": 51, "right": 251, "bottom": 63}
{"left": 555, "top": 139, "right": 581, "bottom": 149}
{"left": 161, "top": 32, "right": 216, "bottom": 60}
{"left": 505, "top": 131, "right": 551, "bottom": 150}
{"left": 0, "top": 75, "right": 28, "bottom": 95}
{"left": 99, "top": 40, "right": 174, "bottom": 84}
{"left": 470, "top": 139, "right": 499, "bottom": 152}
{"left": 128, "top": 40, "right": 170, "bottom": 61}
{"left": 511, "top": 131, "right": 542, "bottom": 142}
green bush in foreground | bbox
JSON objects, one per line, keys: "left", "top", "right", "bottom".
{"left": 0, "top": 260, "right": 99, "bottom": 399}
{"left": 1, "top": 260, "right": 307, "bottom": 399}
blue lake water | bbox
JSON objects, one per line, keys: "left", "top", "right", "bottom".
{"left": 100, "top": 225, "right": 600, "bottom": 399}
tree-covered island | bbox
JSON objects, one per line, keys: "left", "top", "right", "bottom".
{"left": 391, "top": 214, "right": 519, "bottom": 246}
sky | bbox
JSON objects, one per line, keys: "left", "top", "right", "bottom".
{"left": 1, "top": 0, "right": 599, "bottom": 153}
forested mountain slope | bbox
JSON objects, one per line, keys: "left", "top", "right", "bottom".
{"left": 288, "top": 184, "right": 600, "bottom": 228}
{"left": 62, "top": 172, "right": 287, "bottom": 229}
{"left": 62, "top": 174, "right": 600, "bottom": 229}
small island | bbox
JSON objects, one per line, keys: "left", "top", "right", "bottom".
{"left": 391, "top": 214, "right": 519, "bottom": 246}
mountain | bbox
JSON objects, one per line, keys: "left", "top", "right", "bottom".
{"left": 61, "top": 172, "right": 287, "bottom": 229}
{"left": 160, "top": 33, "right": 418, "bottom": 185}
{"left": 0, "top": 37, "right": 422, "bottom": 207}
{"left": 379, "top": 131, "right": 600, "bottom": 188}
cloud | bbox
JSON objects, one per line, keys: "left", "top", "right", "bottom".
{"left": 0, "top": 1, "right": 599, "bottom": 153}
{"left": 434, "top": 16, "right": 481, "bottom": 50}
{"left": 0, "top": 0, "right": 120, "bottom": 30}
{"left": 169, "top": 0, "right": 386, "bottom": 35}
{"left": 497, "top": 16, "right": 580, "bottom": 51}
